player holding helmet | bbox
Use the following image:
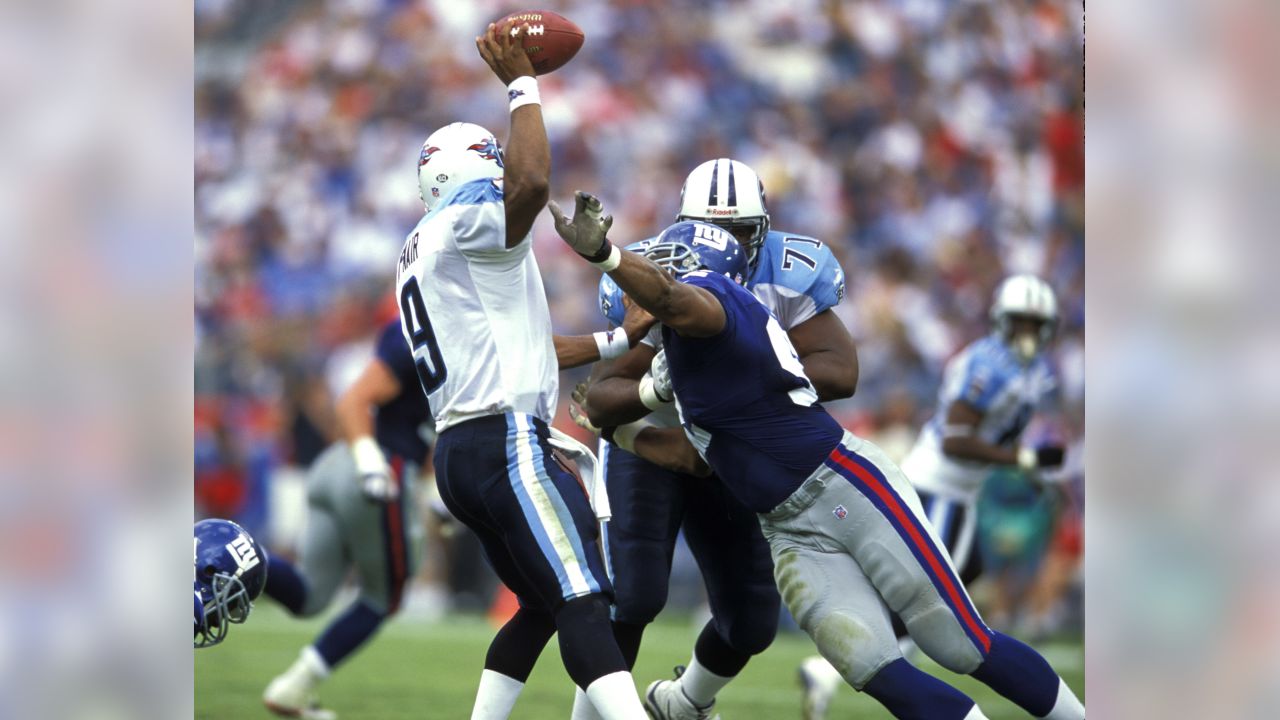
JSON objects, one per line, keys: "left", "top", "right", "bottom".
{"left": 568, "top": 159, "right": 857, "bottom": 720}
{"left": 395, "top": 21, "right": 650, "bottom": 720}
{"left": 797, "top": 274, "right": 1068, "bottom": 720}
{"left": 551, "top": 195, "right": 1086, "bottom": 720}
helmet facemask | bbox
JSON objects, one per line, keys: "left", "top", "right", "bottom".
{"left": 194, "top": 570, "right": 254, "bottom": 648}
{"left": 996, "top": 313, "right": 1056, "bottom": 363}
{"left": 643, "top": 242, "right": 702, "bottom": 277}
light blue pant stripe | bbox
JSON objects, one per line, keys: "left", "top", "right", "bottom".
{"left": 503, "top": 413, "right": 573, "bottom": 596}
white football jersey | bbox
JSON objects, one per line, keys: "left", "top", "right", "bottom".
{"left": 395, "top": 178, "right": 557, "bottom": 433}
{"left": 901, "top": 335, "right": 1057, "bottom": 501}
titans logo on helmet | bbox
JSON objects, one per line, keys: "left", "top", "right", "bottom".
{"left": 418, "top": 145, "right": 441, "bottom": 168}
{"left": 467, "top": 140, "right": 505, "bottom": 168}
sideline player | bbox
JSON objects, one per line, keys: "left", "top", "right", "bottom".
{"left": 395, "top": 22, "right": 648, "bottom": 720}
{"left": 798, "top": 274, "right": 1067, "bottom": 719}
{"left": 258, "top": 320, "right": 429, "bottom": 719}
{"left": 550, "top": 199, "right": 1086, "bottom": 720}
{"left": 570, "top": 159, "right": 857, "bottom": 720}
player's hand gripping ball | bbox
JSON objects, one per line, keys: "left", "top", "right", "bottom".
{"left": 493, "top": 10, "right": 584, "bottom": 75}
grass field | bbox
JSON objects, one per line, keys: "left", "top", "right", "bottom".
{"left": 197, "top": 604, "right": 1084, "bottom": 719}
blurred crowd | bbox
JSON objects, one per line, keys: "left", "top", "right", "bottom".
{"left": 195, "top": 0, "right": 1084, "bottom": 631}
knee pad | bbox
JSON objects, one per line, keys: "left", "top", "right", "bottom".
{"left": 810, "top": 611, "right": 898, "bottom": 689}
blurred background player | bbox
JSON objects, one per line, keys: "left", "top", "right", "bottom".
{"left": 195, "top": 518, "right": 268, "bottom": 650}
{"left": 259, "top": 319, "right": 429, "bottom": 719}
{"left": 797, "top": 274, "right": 1067, "bottom": 720}
{"left": 571, "top": 159, "right": 857, "bottom": 720}
{"left": 396, "top": 22, "right": 648, "bottom": 720}
{"left": 552, "top": 199, "right": 1085, "bottom": 720}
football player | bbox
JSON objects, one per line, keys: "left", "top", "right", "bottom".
{"left": 551, "top": 201, "right": 1086, "bottom": 720}
{"left": 568, "top": 159, "right": 857, "bottom": 720}
{"left": 394, "top": 21, "right": 649, "bottom": 720}
{"left": 195, "top": 518, "right": 267, "bottom": 649}
{"left": 257, "top": 320, "right": 429, "bottom": 720}
{"left": 797, "top": 274, "right": 1067, "bottom": 719}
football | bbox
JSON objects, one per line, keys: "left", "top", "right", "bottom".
{"left": 496, "top": 9, "right": 584, "bottom": 76}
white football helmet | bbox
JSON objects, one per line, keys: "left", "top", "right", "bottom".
{"left": 677, "top": 158, "right": 771, "bottom": 264}
{"left": 990, "top": 274, "right": 1059, "bottom": 362}
{"left": 417, "top": 122, "right": 505, "bottom": 211}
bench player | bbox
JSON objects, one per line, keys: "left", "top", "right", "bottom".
{"left": 395, "top": 22, "right": 649, "bottom": 720}
{"left": 797, "top": 274, "right": 1068, "bottom": 719}
{"left": 570, "top": 159, "right": 858, "bottom": 720}
{"left": 550, "top": 199, "right": 1086, "bottom": 720}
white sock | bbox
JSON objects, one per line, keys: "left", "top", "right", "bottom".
{"left": 964, "top": 704, "right": 991, "bottom": 719}
{"left": 299, "top": 646, "right": 330, "bottom": 681}
{"left": 1038, "top": 678, "right": 1085, "bottom": 720}
{"left": 570, "top": 686, "right": 604, "bottom": 720}
{"left": 584, "top": 671, "right": 647, "bottom": 720}
{"left": 470, "top": 669, "right": 524, "bottom": 720}
{"left": 677, "top": 655, "right": 732, "bottom": 708}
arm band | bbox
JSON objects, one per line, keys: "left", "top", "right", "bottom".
{"left": 593, "top": 330, "right": 631, "bottom": 360}
{"left": 508, "top": 76, "right": 540, "bottom": 112}
{"left": 590, "top": 243, "right": 621, "bottom": 271}
{"left": 610, "top": 419, "right": 655, "bottom": 454}
{"left": 1017, "top": 446, "right": 1038, "bottom": 471}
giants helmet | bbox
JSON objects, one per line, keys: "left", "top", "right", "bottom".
{"left": 677, "top": 159, "right": 771, "bottom": 265}
{"left": 647, "top": 221, "right": 747, "bottom": 281}
{"left": 991, "top": 274, "right": 1059, "bottom": 361}
{"left": 417, "top": 122, "right": 505, "bottom": 211}
{"left": 194, "top": 518, "right": 267, "bottom": 649}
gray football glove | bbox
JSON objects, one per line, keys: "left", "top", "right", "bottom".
{"left": 549, "top": 191, "right": 614, "bottom": 262}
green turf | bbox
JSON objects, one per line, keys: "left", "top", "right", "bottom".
{"left": 197, "top": 604, "right": 1084, "bottom": 719}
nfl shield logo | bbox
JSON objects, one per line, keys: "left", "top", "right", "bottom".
{"left": 833, "top": 505, "right": 848, "bottom": 520}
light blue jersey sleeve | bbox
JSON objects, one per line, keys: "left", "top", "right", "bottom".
{"left": 948, "top": 338, "right": 1019, "bottom": 413}
{"left": 445, "top": 178, "right": 509, "bottom": 256}
{"left": 747, "top": 230, "right": 846, "bottom": 330}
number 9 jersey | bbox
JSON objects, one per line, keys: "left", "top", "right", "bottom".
{"left": 395, "top": 178, "right": 558, "bottom": 433}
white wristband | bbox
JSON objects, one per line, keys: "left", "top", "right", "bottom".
{"left": 1017, "top": 446, "right": 1038, "bottom": 471}
{"left": 593, "top": 329, "right": 631, "bottom": 360}
{"left": 351, "top": 436, "right": 389, "bottom": 476}
{"left": 611, "top": 419, "right": 655, "bottom": 454}
{"left": 638, "top": 372, "right": 671, "bottom": 411}
{"left": 590, "top": 244, "right": 621, "bottom": 272}
{"left": 508, "top": 76, "right": 540, "bottom": 112}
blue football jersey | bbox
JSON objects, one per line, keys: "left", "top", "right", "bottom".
{"left": 746, "top": 230, "right": 845, "bottom": 330}
{"left": 662, "top": 271, "right": 844, "bottom": 513}
{"left": 373, "top": 320, "right": 433, "bottom": 464}
{"left": 926, "top": 335, "right": 1057, "bottom": 446}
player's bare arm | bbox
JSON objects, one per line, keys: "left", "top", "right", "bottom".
{"left": 549, "top": 191, "right": 726, "bottom": 337}
{"left": 552, "top": 299, "right": 656, "bottom": 369}
{"left": 476, "top": 21, "right": 548, "bottom": 248}
{"left": 581, "top": 342, "right": 657, "bottom": 427}
{"left": 334, "top": 358, "right": 403, "bottom": 501}
{"left": 568, "top": 382, "right": 710, "bottom": 477}
{"left": 786, "top": 309, "right": 859, "bottom": 401}
{"left": 940, "top": 400, "right": 1064, "bottom": 472}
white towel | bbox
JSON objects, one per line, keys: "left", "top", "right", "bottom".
{"left": 547, "top": 427, "right": 612, "bottom": 521}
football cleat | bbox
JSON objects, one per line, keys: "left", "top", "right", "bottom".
{"left": 644, "top": 666, "right": 719, "bottom": 720}
{"left": 263, "top": 648, "right": 336, "bottom": 720}
{"left": 798, "top": 656, "right": 842, "bottom": 720}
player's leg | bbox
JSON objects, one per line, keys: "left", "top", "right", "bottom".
{"left": 570, "top": 443, "right": 686, "bottom": 720}
{"left": 437, "top": 414, "right": 646, "bottom": 720}
{"left": 262, "top": 446, "right": 359, "bottom": 719}
{"left": 760, "top": 520, "right": 986, "bottom": 720}
{"left": 821, "top": 435, "right": 1085, "bottom": 719}
{"left": 645, "top": 475, "right": 778, "bottom": 718}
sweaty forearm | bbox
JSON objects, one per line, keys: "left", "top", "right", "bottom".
{"left": 585, "top": 376, "right": 651, "bottom": 427}
{"left": 605, "top": 250, "right": 683, "bottom": 325}
{"left": 553, "top": 334, "right": 598, "bottom": 370}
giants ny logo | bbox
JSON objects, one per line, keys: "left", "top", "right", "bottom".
{"left": 226, "top": 533, "right": 260, "bottom": 574}
{"left": 691, "top": 223, "right": 732, "bottom": 251}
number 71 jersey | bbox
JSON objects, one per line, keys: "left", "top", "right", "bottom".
{"left": 746, "top": 230, "right": 845, "bottom": 331}
{"left": 394, "top": 178, "right": 558, "bottom": 433}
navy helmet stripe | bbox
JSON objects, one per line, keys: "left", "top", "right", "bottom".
{"left": 727, "top": 162, "right": 737, "bottom": 206}
{"left": 708, "top": 159, "right": 719, "bottom": 205}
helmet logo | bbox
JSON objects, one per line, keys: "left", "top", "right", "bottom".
{"left": 691, "top": 223, "right": 732, "bottom": 251}
{"left": 436, "top": 173, "right": 448, "bottom": 182}
{"left": 467, "top": 139, "right": 505, "bottom": 168}
{"left": 226, "top": 533, "right": 260, "bottom": 574}
{"left": 418, "top": 145, "right": 441, "bottom": 167}
{"left": 704, "top": 207, "right": 739, "bottom": 216}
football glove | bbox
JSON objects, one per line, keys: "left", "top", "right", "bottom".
{"left": 569, "top": 382, "right": 601, "bottom": 436}
{"left": 650, "top": 349, "right": 672, "bottom": 400}
{"left": 352, "top": 437, "right": 399, "bottom": 502}
{"left": 549, "top": 191, "right": 615, "bottom": 263}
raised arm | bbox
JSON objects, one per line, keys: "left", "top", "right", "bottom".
{"left": 549, "top": 192, "right": 725, "bottom": 337}
{"left": 476, "top": 22, "right": 547, "bottom": 248}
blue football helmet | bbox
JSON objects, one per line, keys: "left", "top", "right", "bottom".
{"left": 646, "top": 221, "right": 747, "bottom": 282}
{"left": 194, "top": 518, "right": 267, "bottom": 649}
